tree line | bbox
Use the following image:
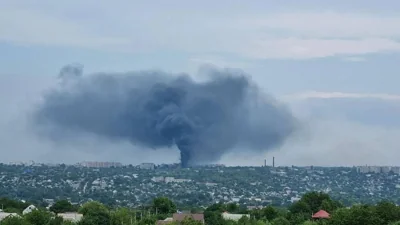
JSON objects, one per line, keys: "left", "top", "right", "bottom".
{"left": 2, "top": 192, "right": 400, "bottom": 224}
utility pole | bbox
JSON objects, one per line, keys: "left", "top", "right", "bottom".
{"left": 134, "top": 211, "right": 136, "bottom": 224}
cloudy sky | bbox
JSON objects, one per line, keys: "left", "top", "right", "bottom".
{"left": 1, "top": 0, "right": 400, "bottom": 166}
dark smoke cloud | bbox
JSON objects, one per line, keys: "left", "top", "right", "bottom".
{"left": 33, "top": 64, "right": 297, "bottom": 167}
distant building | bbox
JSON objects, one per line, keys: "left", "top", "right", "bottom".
{"left": 157, "top": 217, "right": 174, "bottom": 225}
{"left": 23, "top": 205, "right": 37, "bottom": 215}
{"left": 222, "top": 212, "right": 250, "bottom": 221}
{"left": 43, "top": 198, "right": 55, "bottom": 205}
{"left": 78, "top": 161, "right": 122, "bottom": 168}
{"left": 58, "top": 212, "right": 83, "bottom": 222}
{"left": 247, "top": 206, "right": 264, "bottom": 210}
{"left": 312, "top": 210, "right": 330, "bottom": 219}
{"left": 157, "top": 213, "right": 204, "bottom": 225}
{"left": 139, "top": 163, "right": 155, "bottom": 170}
{"left": 151, "top": 176, "right": 165, "bottom": 182}
{"left": 194, "top": 164, "right": 225, "bottom": 168}
{"left": 173, "top": 213, "right": 204, "bottom": 224}
{"left": 0, "top": 212, "right": 19, "bottom": 221}
{"left": 357, "top": 166, "right": 400, "bottom": 174}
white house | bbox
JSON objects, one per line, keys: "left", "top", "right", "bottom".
{"left": 221, "top": 212, "right": 250, "bottom": 221}
{"left": 0, "top": 212, "right": 19, "bottom": 221}
{"left": 23, "top": 205, "right": 37, "bottom": 215}
{"left": 58, "top": 212, "right": 83, "bottom": 222}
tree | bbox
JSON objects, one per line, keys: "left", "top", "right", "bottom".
{"left": 50, "top": 200, "right": 76, "bottom": 214}
{"left": 110, "top": 207, "right": 135, "bottom": 225}
{"left": 302, "top": 221, "right": 318, "bottom": 225}
{"left": 0, "top": 216, "right": 30, "bottom": 225}
{"left": 24, "top": 209, "right": 52, "bottom": 225}
{"left": 271, "top": 217, "right": 290, "bottom": 225}
{"left": 329, "top": 205, "right": 383, "bottom": 225}
{"left": 61, "top": 220, "right": 76, "bottom": 225}
{"left": 238, "top": 216, "right": 251, "bottom": 225}
{"left": 227, "top": 203, "right": 239, "bottom": 213}
{"left": 0, "top": 197, "right": 30, "bottom": 214}
{"left": 181, "top": 217, "right": 204, "bottom": 225}
{"left": 287, "top": 212, "right": 309, "bottom": 225}
{"left": 375, "top": 200, "right": 400, "bottom": 224}
{"left": 300, "top": 192, "right": 331, "bottom": 213}
{"left": 137, "top": 215, "right": 157, "bottom": 225}
{"left": 48, "top": 216, "right": 64, "bottom": 225}
{"left": 204, "top": 211, "right": 225, "bottom": 225}
{"left": 79, "top": 201, "right": 108, "bottom": 216}
{"left": 261, "top": 206, "right": 278, "bottom": 221}
{"left": 289, "top": 201, "right": 311, "bottom": 214}
{"left": 78, "top": 201, "right": 110, "bottom": 225}
{"left": 152, "top": 197, "right": 177, "bottom": 215}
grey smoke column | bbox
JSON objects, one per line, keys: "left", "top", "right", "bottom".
{"left": 33, "top": 64, "right": 297, "bottom": 167}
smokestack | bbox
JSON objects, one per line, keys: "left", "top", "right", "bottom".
{"left": 264, "top": 159, "right": 267, "bottom": 167}
{"left": 273, "top": 157, "right": 275, "bottom": 168}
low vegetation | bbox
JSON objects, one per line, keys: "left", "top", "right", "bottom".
{"left": 1, "top": 192, "right": 400, "bottom": 224}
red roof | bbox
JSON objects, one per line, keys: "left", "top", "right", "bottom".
{"left": 312, "top": 210, "right": 330, "bottom": 219}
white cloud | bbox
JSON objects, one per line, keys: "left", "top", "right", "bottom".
{"left": 219, "top": 118, "right": 400, "bottom": 167}
{"left": 242, "top": 38, "right": 400, "bottom": 59}
{"left": 273, "top": 119, "right": 400, "bottom": 167}
{"left": 342, "top": 56, "right": 366, "bottom": 62}
{"left": 188, "top": 56, "right": 251, "bottom": 69}
{"left": 240, "top": 12, "right": 400, "bottom": 38}
{"left": 283, "top": 91, "right": 400, "bottom": 101}
{"left": 2, "top": 3, "right": 400, "bottom": 59}
{"left": 0, "top": 6, "right": 130, "bottom": 50}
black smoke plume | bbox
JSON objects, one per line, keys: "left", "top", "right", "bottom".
{"left": 33, "top": 64, "right": 297, "bottom": 167}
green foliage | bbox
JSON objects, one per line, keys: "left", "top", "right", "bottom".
{"left": 0, "top": 216, "right": 30, "bottom": 225}
{"left": 290, "top": 191, "right": 341, "bottom": 215}
{"left": 204, "top": 211, "right": 226, "bottom": 225}
{"left": 181, "top": 217, "right": 204, "bottom": 225}
{"left": 48, "top": 216, "right": 64, "bottom": 225}
{"left": 78, "top": 201, "right": 111, "bottom": 225}
{"left": 61, "top": 221, "right": 77, "bottom": 225}
{"left": 286, "top": 191, "right": 344, "bottom": 224}
{"left": 50, "top": 200, "right": 77, "bottom": 214}
{"left": 227, "top": 203, "right": 240, "bottom": 213}
{"left": 0, "top": 197, "right": 30, "bottom": 214}
{"left": 24, "top": 209, "right": 52, "bottom": 225}
{"left": 137, "top": 215, "right": 157, "bottom": 225}
{"left": 328, "top": 205, "right": 384, "bottom": 225}
{"left": 4, "top": 192, "right": 400, "bottom": 225}
{"left": 204, "top": 204, "right": 228, "bottom": 225}
{"left": 79, "top": 201, "right": 108, "bottom": 216}
{"left": 110, "top": 207, "right": 136, "bottom": 225}
{"left": 271, "top": 216, "right": 290, "bottom": 225}
{"left": 152, "top": 197, "right": 177, "bottom": 215}
{"left": 302, "top": 221, "right": 318, "bottom": 225}
{"left": 237, "top": 216, "right": 251, "bottom": 225}
{"left": 375, "top": 201, "right": 400, "bottom": 224}
{"left": 261, "top": 206, "right": 278, "bottom": 221}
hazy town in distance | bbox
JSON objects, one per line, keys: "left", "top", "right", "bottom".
{"left": 1, "top": 160, "right": 400, "bottom": 208}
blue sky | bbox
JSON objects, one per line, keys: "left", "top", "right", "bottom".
{"left": 1, "top": 0, "right": 400, "bottom": 90}
{"left": 1, "top": 0, "right": 400, "bottom": 95}
{"left": 1, "top": 0, "right": 400, "bottom": 166}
